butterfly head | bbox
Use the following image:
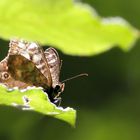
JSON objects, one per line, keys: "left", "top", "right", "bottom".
{"left": 54, "top": 83, "right": 65, "bottom": 94}
{"left": 44, "top": 82, "right": 65, "bottom": 105}
{"left": 49, "top": 83, "right": 64, "bottom": 105}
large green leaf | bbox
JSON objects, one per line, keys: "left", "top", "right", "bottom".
{"left": 0, "top": 85, "right": 76, "bottom": 126}
{"left": 0, "top": 0, "right": 139, "bottom": 55}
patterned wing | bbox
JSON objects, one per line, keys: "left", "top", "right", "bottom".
{"left": 8, "top": 39, "right": 52, "bottom": 87}
{"left": 44, "top": 48, "right": 61, "bottom": 88}
{"left": 7, "top": 54, "right": 50, "bottom": 89}
{"left": 0, "top": 57, "right": 30, "bottom": 89}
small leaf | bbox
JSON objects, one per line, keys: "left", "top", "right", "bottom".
{"left": 0, "top": 0, "right": 139, "bottom": 55}
{"left": 0, "top": 85, "right": 76, "bottom": 126}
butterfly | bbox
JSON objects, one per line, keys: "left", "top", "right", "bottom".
{"left": 0, "top": 39, "right": 65, "bottom": 104}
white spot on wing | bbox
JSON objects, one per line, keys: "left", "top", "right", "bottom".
{"left": 27, "top": 43, "right": 39, "bottom": 54}
{"left": 28, "top": 43, "right": 38, "bottom": 49}
{"left": 32, "top": 54, "right": 42, "bottom": 64}
{"left": 48, "top": 59, "right": 56, "bottom": 64}
{"left": 48, "top": 53, "right": 53, "bottom": 58}
{"left": 12, "top": 50, "right": 18, "bottom": 54}
{"left": 18, "top": 42, "right": 26, "bottom": 49}
{"left": 21, "top": 52, "right": 30, "bottom": 60}
{"left": 36, "top": 63, "right": 45, "bottom": 69}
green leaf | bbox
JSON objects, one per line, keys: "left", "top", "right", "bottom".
{"left": 0, "top": 85, "right": 76, "bottom": 126}
{"left": 0, "top": 0, "right": 139, "bottom": 55}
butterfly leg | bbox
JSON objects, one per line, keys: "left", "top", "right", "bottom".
{"left": 54, "top": 97, "right": 62, "bottom": 106}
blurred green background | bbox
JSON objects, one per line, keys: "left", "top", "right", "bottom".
{"left": 0, "top": 0, "right": 140, "bottom": 140}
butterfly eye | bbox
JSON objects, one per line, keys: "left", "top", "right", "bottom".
{"left": 54, "top": 83, "right": 65, "bottom": 93}
{"left": 1, "top": 72, "right": 10, "bottom": 80}
{"left": 54, "top": 85, "right": 61, "bottom": 93}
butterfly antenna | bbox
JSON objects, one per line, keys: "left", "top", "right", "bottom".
{"left": 62, "top": 73, "right": 88, "bottom": 83}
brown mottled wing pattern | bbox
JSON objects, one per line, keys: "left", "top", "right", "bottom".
{"left": 8, "top": 55, "right": 50, "bottom": 89}
{"left": 8, "top": 39, "right": 52, "bottom": 87}
{"left": 44, "top": 48, "right": 61, "bottom": 88}
{"left": 0, "top": 57, "right": 30, "bottom": 89}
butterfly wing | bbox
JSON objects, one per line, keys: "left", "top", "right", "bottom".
{"left": 0, "top": 57, "right": 30, "bottom": 89}
{"left": 44, "top": 48, "right": 61, "bottom": 88}
{"left": 8, "top": 39, "right": 52, "bottom": 87}
{"left": 7, "top": 54, "right": 50, "bottom": 89}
